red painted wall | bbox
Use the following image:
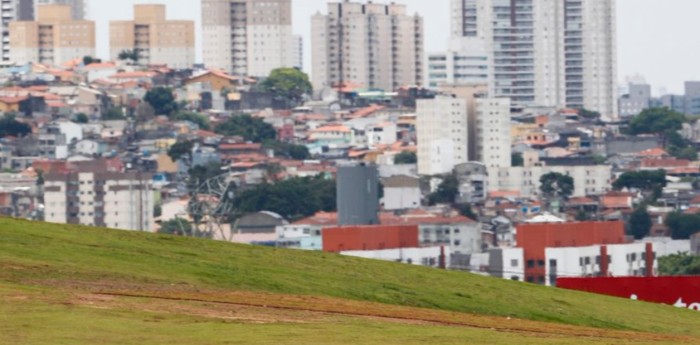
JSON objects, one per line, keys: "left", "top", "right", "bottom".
{"left": 517, "top": 221, "right": 626, "bottom": 282}
{"left": 558, "top": 277, "right": 700, "bottom": 310}
{"left": 322, "top": 225, "right": 419, "bottom": 253}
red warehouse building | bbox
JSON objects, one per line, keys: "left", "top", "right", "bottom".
{"left": 322, "top": 225, "right": 419, "bottom": 253}
{"left": 517, "top": 221, "right": 627, "bottom": 284}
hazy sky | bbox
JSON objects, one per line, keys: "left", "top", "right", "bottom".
{"left": 87, "top": 0, "right": 698, "bottom": 95}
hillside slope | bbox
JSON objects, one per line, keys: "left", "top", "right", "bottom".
{"left": 0, "top": 218, "right": 698, "bottom": 344}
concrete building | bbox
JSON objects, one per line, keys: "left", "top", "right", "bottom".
{"left": 0, "top": 0, "right": 35, "bottom": 63}
{"left": 44, "top": 171, "right": 153, "bottom": 231}
{"left": 454, "top": 162, "right": 488, "bottom": 204}
{"left": 685, "top": 81, "right": 700, "bottom": 116}
{"left": 202, "top": 0, "right": 295, "bottom": 77}
{"left": 659, "top": 94, "right": 686, "bottom": 115}
{"left": 619, "top": 83, "right": 651, "bottom": 118}
{"left": 416, "top": 95, "right": 468, "bottom": 175}
{"left": 475, "top": 97, "right": 511, "bottom": 169}
{"left": 382, "top": 175, "right": 421, "bottom": 211}
{"left": 488, "top": 151, "right": 612, "bottom": 198}
{"left": 34, "top": 0, "right": 84, "bottom": 19}
{"left": 9, "top": 4, "right": 95, "bottom": 66}
{"left": 427, "top": 37, "right": 491, "bottom": 89}
{"left": 337, "top": 163, "right": 379, "bottom": 226}
{"left": 110, "top": 5, "right": 195, "bottom": 69}
{"left": 290, "top": 34, "right": 303, "bottom": 70}
{"left": 450, "top": 0, "right": 618, "bottom": 118}
{"left": 311, "top": 1, "right": 424, "bottom": 92}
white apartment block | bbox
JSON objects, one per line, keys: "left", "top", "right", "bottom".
{"left": 427, "top": 37, "right": 491, "bottom": 89}
{"left": 417, "top": 96, "right": 468, "bottom": 176}
{"left": 450, "top": 0, "right": 618, "bottom": 119}
{"left": 290, "top": 34, "right": 303, "bottom": 70}
{"left": 475, "top": 98, "right": 511, "bottom": 169}
{"left": 202, "top": 0, "right": 295, "bottom": 77}
{"left": 311, "top": 1, "right": 424, "bottom": 93}
{"left": 488, "top": 163, "right": 613, "bottom": 198}
{"left": 34, "top": 0, "right": 84, "bottom": 19}
{"left": 44, "top": 172, "right": 154, "bottom": 231}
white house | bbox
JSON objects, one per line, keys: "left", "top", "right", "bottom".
{"left": 383, "top": 175, "right": 421, "bottom": 211}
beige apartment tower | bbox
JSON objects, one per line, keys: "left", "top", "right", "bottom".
{"left": 311, "top": 1, "right": 424, "bottom": 93}
{"left": 9, "top": 4, "right": 94, "bottom": 66}
{"left": 202, "top": 0, "right": 295, "bottom": 77}
{"left": 110, "top": 5, "right": 195, "bottom": 69}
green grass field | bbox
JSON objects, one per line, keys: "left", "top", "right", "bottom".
{"left": 0, "top": 217, "right": 699, "bottom": 344}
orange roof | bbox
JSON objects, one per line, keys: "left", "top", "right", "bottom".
{"left": 292, "top": 212, "right": 339, "bottom": 226}
{"left": 489, "top": 190, "right": 520, "bottom": 198}
{"left": 110, "top": 71, "right": 158, "bottom": 79}
{"left": 0, "top": 96, "right": 27, "bottom": 104}
{"left": 641, "top": 158, "right": 690, "bottom": 168}
{"left": 348, "top": 104, "right": 385, "bottom": 119}
{"left": 635, "top": 148, "right": 668, "bottom": 157}
{"left": 312, "top": 125, "right": 350, "bottom": 133}
{"left": 219, "top": 143, "right": 262, "bottom": 151}
{"left": 601, "top": 196, "right": 632, "bottom": 209}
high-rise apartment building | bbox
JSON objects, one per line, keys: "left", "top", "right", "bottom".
{"left": 110, "top": 5, "right": 195, "bottom": 69}
{"left": 44, "top": 171, "right": 154, "bottom": 231}
{"left": 0, "top": 0, "right": 34, "bottom": 63}
{"left": 202, "top": 0, "right": 295, "bottom": 77}
{"left": 450, "top": 0, "right": 618, "bottom": 119}
{"left": 9, "top": 4, "right": 94, "bottom": 66}
{"left": 417, "top": 95, "right": 469, "bottom": 176}
{"left": 35, "top": 0, "right": 85, "bottom": 19}
{"left": 311, "top": 1, "right": 424, "bottom": 93}
{"left": 427, "top": 37, "right": 491, "bottom": 90}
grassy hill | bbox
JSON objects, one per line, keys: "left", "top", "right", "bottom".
{"left": 1, "top": 217, "right": 699, "bottom": 344}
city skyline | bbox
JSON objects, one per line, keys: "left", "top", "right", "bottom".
{"left": 78, "top": 0, "right": 700, "bottom": 94}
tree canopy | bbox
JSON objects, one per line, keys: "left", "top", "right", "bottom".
{"left": 628, "top": 207, "right": 652, "bottom": 240}
{"left": 659, "top": 253, "right": 700, "bottom": 276}
{"left": 144, "top": 87, "right": 178, "bottom": 116}
{"left": 258, "top": 68, "right": 312, "bottom": 105}
{"left": 428, "top": 174, "right": 459, "bottom": 205}
{"left": 215, "top": 114, "right": 277, "bottom": 142}
{"left": 511, "top": 153, "right": 524, "bottom": 167}
{"left": 540, "top": 172, "right": 574, "bottom": 200}
{"left": 82, "top": 56, "right": 102, "bottom": 65}
{"left": 102, "top": 107, "right": 125, "bottom": 120}
{"left": 73, "top": 113, "right": 89, "bottom": 124}
{"left": 118, "top": 49, "right": 139, "bottom": 63}
{"left": 394, "top": 151, "right": 417, "bottom": 165}
{"left": 0, "top": 115, "right": 31, "bottom": 138}
{"left": 613, "top": 170, "right": 667, "bottom": 194}
{"left": 233, "top": 176, "right": 336, "bottom": 221}
{"left": 629, "top": 108, "right": 685, "bottom": 135}
{"left": 172, "top": 111, "right": 211, "bottom": 130}
{"left": 168, "top": 140, "right": 194, "bottom": 164}
{"left": 578, "top": 108, "right": 601, "bottom": 120}
{"left": 665, "top": 212, "right": 700, "bottom": 240}
{"left": 263, "top": 140, "right": 310, "bottom": 160}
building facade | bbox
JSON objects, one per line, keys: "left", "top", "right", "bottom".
{"left": 337, "top": 163, "right": 379, "bottom": 226}
{"left": 35, "top": 0, "right": 84, "bottom": 19}
{"left": 110, "top": 5, "right": 195, "bottom": 69}
{"left": 311, "top": 1, "right": 424, "bottom": 92}
{"left": 0, "top": 0, "right": 34, "bottom": 63}
{"left": 44, "top": 171, "right": 153, "bottom": 231}
{"left": 619, "top": 83, "right": 651, "bottom": 118}
{"left": 202, "top": 0, "right": 295, "bottom": 77}
{"left": 475, "top": 97, "right": 511, "bottom": 169}
{"left": 416, "top": 95, "right": 468, "bottom": 175}
{"left": 9, "top": 4, "right": 95, "bottom": 66}
{"left": 427, "top": 37, "right": 491, "bottom": 89}
{"left": 450, "top": 0, "right": 618, "bottom": 118}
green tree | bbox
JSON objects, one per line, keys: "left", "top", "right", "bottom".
{"left": 172, "top": 111, "right": 211, "bottom": 130}
{"left": 144, "top": 87, "right": 178, "bottom": 116}
{"left": 82, "top": 56, "right": 101, "bottom": 65}
{"left": 158, "top": 218, "right": 207, "bottom": 238}
{"left": 628, "top": 207, "right": 652, "bottom": 240}
{"left": 168, "top": 140, "right": 194, "bottom": 164}
{"left": 456, "top": 203, "right": 477, "bottom": 220}
{"left": 215, "top": 114, "right": 277, "bottom": 142}
{"left": 102, "top": 107, "right": 125, "bottom": 120}
{"left": 540, "top": 172, "right": 574, "bottom": 200}
{"left": 263, "top": 140, "right": 310, "bottom": 160}
{"left": 233, "top": 176, "right": 336, "bottom": 221}
{"left": 511, "top": 153, "right": 524, "bottom": 167}
{"left": 188, "top": 162, "right": 225, "bottom": 189}
{"left": 428, "top": 174, "right": 460, "bottom": 205}
{"left": 118, "top": 49, "right": 139, "bottom": 63}
{"left": 73, "top": 113, "right": 89, "bottom": 124}
{"left": 613, "top": 170, "right": 667, "bottom": 200}
{"left": 394, "top": 151, "right": 417, "bottom": 164}
{"left": 575, "top": 209, "right": 591, "bottom": 222}
{"left": 0, "top": 115, "right": 31, "bottom": 138}
{"left": 665, "top": 212, "right": 700, "bottom": 240}
{"left": 659, "top": 253, "right": 700, "bottom": 276}
{"left": 578, "top": 108, "right": 601, "bottom": 120}
{"left": 629, "top": 108, "right": 685, "bottom": 136}
{"left": 258, "top": 68, "right": 312, "bottom": 105}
